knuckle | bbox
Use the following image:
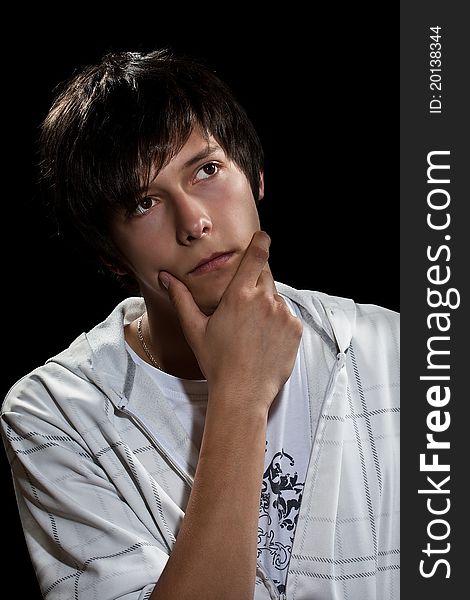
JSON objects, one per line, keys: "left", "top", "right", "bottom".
{"left": 260, "top": 291, "right": 273, "bottom": 305}
{"left": 167, "top": 288, "right": 178, "bottom": 305}
{"left": 231, "top": 286, "right": 251, "bottom": 304}
{"left": 288, "top": 313, "right": 299, "bottom": 332}
{"left": 251, "top": 244, "right": 269, "bottom": 262}
{"left": 168, "top": 282, "right": 182, "bottom": 301}
{"left": 250, "top": 231, "right": 271, "bottom": 261}
{"left": 278, "top": 309, "right": 303, "bottom": 333}
{"left": 255, "top": 231, "right": 271, "bottom": 247}
{"left": 292, "top": 317, "right": 304, "bottom": 337}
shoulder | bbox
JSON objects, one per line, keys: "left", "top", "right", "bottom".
{"left": 282, "top": 283, "right": 398, "bottom": 324}
{"left": 1, "top": 357, "right": 96, "bottom": 429}
{"left": 277, "top": 281, "right": 399, "bottom": 353}
{"left": 2, "top": 297, "right": 145, "bottom": 420}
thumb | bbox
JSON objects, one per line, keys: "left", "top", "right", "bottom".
{"left": 159, "top": 271, "right": 207, "bottom": 347}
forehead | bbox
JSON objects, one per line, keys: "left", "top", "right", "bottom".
{"left": 170, "top": 129, "right": 221, "bottom": 162}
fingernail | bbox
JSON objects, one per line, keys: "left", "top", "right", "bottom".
{"left": 159, "top": 272, "right": 170, "bottom": 289}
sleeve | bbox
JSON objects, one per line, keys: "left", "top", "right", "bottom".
{"left": 1, "top": 374, "right": 171, "bottom": 600}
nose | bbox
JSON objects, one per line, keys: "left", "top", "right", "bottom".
{"left": 174, "top": 193, "right": 212, "bottom": 245}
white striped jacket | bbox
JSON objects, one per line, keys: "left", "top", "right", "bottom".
{"left": 2, "top": 283, "right": 400, "bottom": 599}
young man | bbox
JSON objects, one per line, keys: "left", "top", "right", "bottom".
{"left": 2, "top": 50, "right": 399, "bottom": 599}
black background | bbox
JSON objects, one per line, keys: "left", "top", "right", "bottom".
{"left": 2, "top": 12, "right": 397, "bottom": 597}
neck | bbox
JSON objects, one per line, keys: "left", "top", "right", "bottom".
{"left": 139, "top": 297, "right": 204, "bottom": 380}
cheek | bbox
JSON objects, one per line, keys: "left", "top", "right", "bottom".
{"left": 111, "top": 223, "right": 166, "bottom": 273}
{"left": 213, "top": 177, "right": 260, "bottom": 229}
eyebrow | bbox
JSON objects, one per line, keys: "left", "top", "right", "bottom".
{"left": 182, "top": 144, "right": 222, "bottom": 169}
{"left": 140, "top": 144, "right": 222, "bottom": 194}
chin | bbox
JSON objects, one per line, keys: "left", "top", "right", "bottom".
{"left": 188, "top": 271, "right": 233, "bottom": 316}
{"left": 195, "top": 294, "right": 222, "bottom": 316}
{"left": 199, "top": 304, "right": 218, "bottom": 317}
{"left": 191, "top": 287, "right": 225, "bottom": 317}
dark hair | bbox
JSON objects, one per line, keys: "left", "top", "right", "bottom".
{"left": 39, "top": 49, "right": 264, "bottom": 277}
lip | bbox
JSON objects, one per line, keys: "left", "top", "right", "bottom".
{"left": 189, "top": 251, "right": 235, "bottom": 275}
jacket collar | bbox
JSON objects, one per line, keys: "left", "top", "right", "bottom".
{"left": 276, "top": 283, "right": 356, "bottom": 354}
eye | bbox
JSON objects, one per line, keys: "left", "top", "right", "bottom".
{"left": 195, "top": 162, "right": 219, "bottom": 181}
{"left": 134, "top": 196, "right": 158, "bottom": 216}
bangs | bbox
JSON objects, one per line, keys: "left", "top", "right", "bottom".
{"left": 54, "top": 70, "right": 237, "bottom": 222}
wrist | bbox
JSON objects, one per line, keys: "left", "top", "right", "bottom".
{"left": 207, "top": 383, "right": 271, "bottom": 423}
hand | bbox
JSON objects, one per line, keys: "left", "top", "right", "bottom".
{"left": 160, "top": 231, "right": 303, "bottom": 413}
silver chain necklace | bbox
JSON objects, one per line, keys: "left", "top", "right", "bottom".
{"left": 137, "top": 314, "right": 163, "bottom": 371}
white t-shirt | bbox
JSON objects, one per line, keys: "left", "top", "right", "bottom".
{"left": 126, "top": 297, "right": 312, "bottom": 595}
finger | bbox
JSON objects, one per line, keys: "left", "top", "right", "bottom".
{"left": 256, "top": 265, "right": 277, "bottom": 295}
{"left": 256, "top": 265, "right": 288, "bottom": 308}
{"left": 258, "top": 273, "right": 287, "bottom": 308}
{"left": 269, "top": 269, "right": 285, "bottom": 304}
{"left": 229, "top": 230, "right": 271, "bottom": 290}
{"left": 159, "top": 272, "right": 207, "bottom": 347}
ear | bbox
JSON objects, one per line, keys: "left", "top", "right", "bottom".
{"left": 258, "top": 171, "right": 265, "bottom": 202}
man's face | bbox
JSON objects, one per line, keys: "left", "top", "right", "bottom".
{"left": 110, "top": 129, "right": 263, "bottom": 315}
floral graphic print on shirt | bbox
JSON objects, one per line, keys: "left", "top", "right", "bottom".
{"left": 258, "top": 445, "right": 305, "bottom": 595}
